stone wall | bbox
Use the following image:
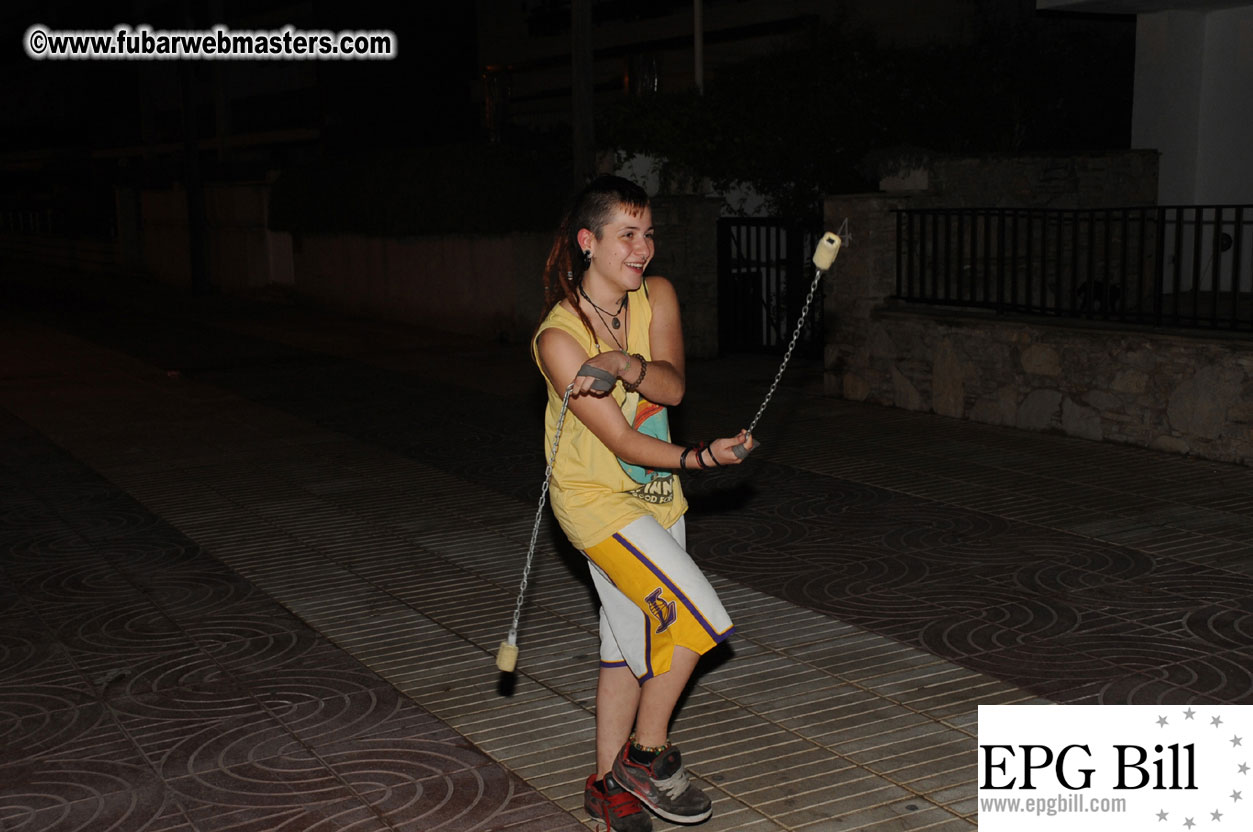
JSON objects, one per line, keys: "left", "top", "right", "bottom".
{"left": 855, "top": 309, "right": 1253, "bottom": 464}
{"left": 823, "top": 152, "right": 1253, "bottom": 466}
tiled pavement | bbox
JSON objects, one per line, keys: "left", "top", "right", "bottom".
{"left": 2, "top": 262, "right": 1252, "bottom": 831}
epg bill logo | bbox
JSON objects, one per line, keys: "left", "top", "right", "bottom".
{"left": 978, "top": 706, "right": 1250, "bottom": 831}
{"left": 982, "top": 741, "right": 1196, "bottom": 790}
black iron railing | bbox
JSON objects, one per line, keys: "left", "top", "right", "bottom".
{"left": 895, "top": 206, "right": 1253, "bottom": 332}
{"left": 718, "top": 217, "right": 824, "bottom": 355}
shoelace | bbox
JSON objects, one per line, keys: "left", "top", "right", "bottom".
{"left": 604, "top": 788, "right": 644, "bottom": 818}
{"left": 652, "top": 765, "right": 692, "bottom": 800}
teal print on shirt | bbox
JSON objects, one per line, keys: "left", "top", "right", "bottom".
{"left": 620, "top": 395, "right": 675, "bottom": 503}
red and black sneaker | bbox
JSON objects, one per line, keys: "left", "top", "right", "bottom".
{"left": 611, "top": 742, "right": 712, "bottom": 824}
{"left": 584, "top": 772, "right": 653, "bottom": 831}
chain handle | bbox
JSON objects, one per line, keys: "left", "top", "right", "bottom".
{"left": 745, "top": 266, "right": 825, "bottom": 434}
{"left": 506, "top": 382, "right": 575, "bottom": 646}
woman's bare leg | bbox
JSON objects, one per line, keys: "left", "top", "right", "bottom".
{"left": 633, "top": 646, "right": 700, "bottom": 748}
{"left": 595, "top": 646, "right": 700, "bottom": 775}
{"left": 596, "top": 664, "right": 641, "bottom": 777}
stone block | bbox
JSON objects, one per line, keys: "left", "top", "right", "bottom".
{"left": 1121, "top": 349, "right": 1157, "bottom": 371}
{"left": 1085, "top": 390, "right": 1122, "bottom": 411}
{"left": 843, "top": 372, "right": 870, "bottom": 401}
{"left": 1229, "top": 402, "right": 1253, "bottom": 424}
{"left": 892, "top": 365, "right": 923, "bottom": 411}
{"left": 970, "top": 387, "right": 1018, "bottom": 426}
{"left": 932, "top": 340, "right": 966, "bottom": 418}
{"left": 1062, "top": 397, "right": 1104, "bottom": 441}
{"left": 1020, "top": 344, "right": 1061, "bottom": 376}
{"left": 868, "top": 325, "right": 898, "bottom": 359}
{"left": 1111, "top": 369, "right": 1148, "bottom": 394}
{"left": 1167, "top": 365, "right": 1244, "bottom": 440}
{"left": 1151, "top": 435, "right": 1190, "bottom": 455}
{"left": 1017, "top": 389, "right": 1062, "bottom": 431}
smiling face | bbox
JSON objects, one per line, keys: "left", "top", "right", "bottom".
{"left": 579, "top": 205, "right": 655, "bottom": 298}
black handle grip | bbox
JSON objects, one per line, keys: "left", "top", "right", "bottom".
{"left": 578, "top": 363, "right": 617, "bottom": 392}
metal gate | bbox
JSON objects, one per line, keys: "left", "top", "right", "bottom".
{"left": 717, "top": 217, "right": 824, "bottom": 355}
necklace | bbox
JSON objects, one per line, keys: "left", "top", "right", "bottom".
{"left": 579, "top": 284, "right": 627, "bottom": 330}
{"left": 581, "top": 287, "right": 627, "bottom": 353}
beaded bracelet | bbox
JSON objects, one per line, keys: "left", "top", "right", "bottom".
{"left": 622, "top": 352, "right": 647, "bottom": 392}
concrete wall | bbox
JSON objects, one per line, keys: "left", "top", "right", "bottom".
{"left": 824, "top": 152, "right": 1253, "bottom": 466}
{"left": 1133, "top": 6, "right": 1253, "bottom": 205}
{"left": 883, "top": 151, "right": 1159, "bottom": 209}
{"left": 1195, "top": 5, "right": 1253, "bottom": 205}
{"left": 135, "top": 182, "right": 549, "bottom": 342}
{"left": 5, "top": 182, "right": 720, "bottom": 348}
{"left": 140, "top": 183, "right": 291, "bottom": 293}
{"left": 0, "top": 231, "right": 120, "bottom": 271}
{"left": 290, "top": 231, "right": 549, "bottom": 342}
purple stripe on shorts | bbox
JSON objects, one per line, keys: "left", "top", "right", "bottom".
{"left": 612, "top": 533, "right": 728, "bottom": 643}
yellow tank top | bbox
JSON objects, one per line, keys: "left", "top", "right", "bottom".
{"left": 533, "top": 282, "right": 688, "bottom": 550}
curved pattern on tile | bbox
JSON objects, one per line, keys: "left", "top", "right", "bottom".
{"left": 681, "top": 460, "right": 1253, "bottom": 706}
{"left": 0, "top": 759, "right": 166, "bottom": 831}
{"left": 0, "top": 420, "right": 584, "bottom": 832}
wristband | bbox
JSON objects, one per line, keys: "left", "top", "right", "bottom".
{"left": 623, "top": 353, "right": 648, "bottom": 392}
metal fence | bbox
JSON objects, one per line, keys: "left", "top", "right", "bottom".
{"left": 717, "top": 217, "right": 824, "bottom": 355}
{"left": 895, "top": 206, "right": 1253, "bottom": 332}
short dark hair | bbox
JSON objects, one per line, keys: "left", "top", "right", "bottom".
{"left": 540, "top": 175, "right": 650, "bottom": 331}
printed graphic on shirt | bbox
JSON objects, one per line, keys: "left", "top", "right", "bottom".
{"left": 644, "top": 588, "right": 677, "bottom": 633}
{"left": 619, "top": 393, "right": 675, "bottom": 504}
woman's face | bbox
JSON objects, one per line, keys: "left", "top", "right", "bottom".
{"left": 583, "top": 205, "right": 654, "bottom": 294}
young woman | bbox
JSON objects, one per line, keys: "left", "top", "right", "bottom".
{"left": 533, "top": 175, "right": 752, "bottom": 831}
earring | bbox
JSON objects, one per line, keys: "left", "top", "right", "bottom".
{"left": 582, "top": 250, "right": 591, "bottom": 267}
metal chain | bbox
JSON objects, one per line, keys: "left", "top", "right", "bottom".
{"left": 745, "top": 266, "right": 825, "bottom": 434}
{"left": 507, "top": 382, "right": 575, "bottom": 645}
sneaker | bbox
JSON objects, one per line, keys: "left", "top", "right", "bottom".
{"left": 585, "top": 773, "right": 653, "bottom": 831}
{"left": 611, "top": 742, "right": 713, "bottom": 824}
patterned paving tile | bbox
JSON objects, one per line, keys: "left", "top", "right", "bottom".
{"left": 0, "top": 407, "right": 582, "bottom": 831}
{"left": 7, "top": 266, "right": 1253, "bottom": 829}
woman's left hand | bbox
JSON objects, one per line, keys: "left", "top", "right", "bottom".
{"left": 704, "top": 430, "right": 754, "bottom": 466}
{"left": 573, "top": 351, "right": 631, "bottom": 396}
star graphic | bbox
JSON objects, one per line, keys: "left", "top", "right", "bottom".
{"left": 1183, "top": 708, "right": 1196, "bottom": 720}
{"left": 1158, "top": 715, "right": 1169, "bottom": 727}
{"left": 1232, "top": 735, "right": 1244, "bottom": 748}
{"left": 1184, "top": 818, "right": 1195, "bottom": 829}
{"left": 1212, "top": 715, "right": 1224, "bottom": 728}
{"left": 1239, "top": 763, "right": 1249, "bottom": 775}
{"left": 1233, "top": 790, "right": 1243, "bottom": 802}
{"left": 1157, "top": 809, "right": 1169, "bottom": 821}
{"left": 1211, "top": 809, "right": 1223, "bottom": 821}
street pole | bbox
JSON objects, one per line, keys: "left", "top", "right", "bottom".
{"left": 572, "top": 0, "right": 594, "bottom": 185}
{"left": 694, "top": 0, "right": 704, "bottom": 93}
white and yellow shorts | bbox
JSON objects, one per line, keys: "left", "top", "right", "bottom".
{"left": 583, "top": 515, "right": 734, "bottom": 682}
